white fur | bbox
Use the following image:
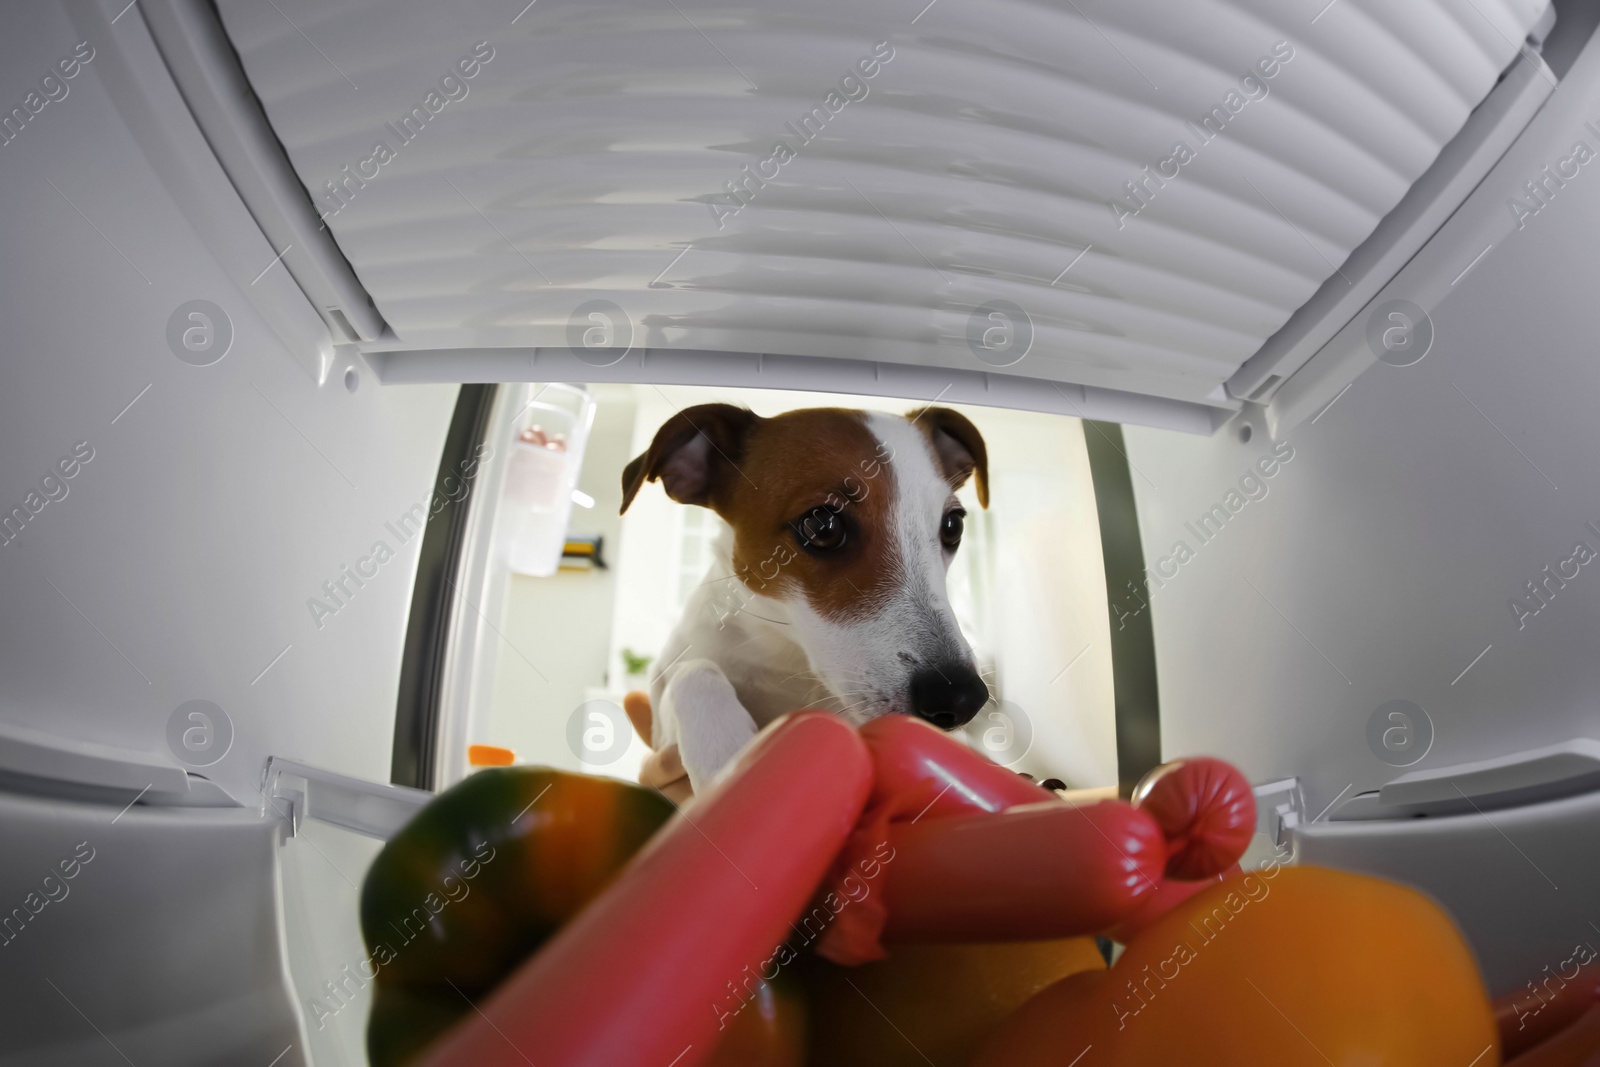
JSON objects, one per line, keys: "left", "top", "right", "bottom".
{"left": 649, "top": 412, "right": 981, "bottom": 791}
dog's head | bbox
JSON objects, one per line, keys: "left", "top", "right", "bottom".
{"left": 621, "top": 404, "right": 990, "bottom": 729}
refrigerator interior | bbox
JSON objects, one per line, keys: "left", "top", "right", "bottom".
{"left": 1, "top": 0, "right": 1598, "bottom": 1061}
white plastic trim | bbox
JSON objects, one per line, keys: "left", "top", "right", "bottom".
{"left": 369, "top": 346, "right": 1233, "bottom": 435}
{"left": 1380, "top": 738, "right": 1600, "bottom": 808}
{"left": 262, "top": 756, "right": 432, "bottom": 839}
{"left": 0, "top": 720, "right": 190, "bottom": 798}
{"left": 1231, "top": 46, "right": 1556, "bottom": 402}
{"left": 137, "top": 0, "right": 387, "bottom": 342}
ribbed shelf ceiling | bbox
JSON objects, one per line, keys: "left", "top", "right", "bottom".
{"left": 219, "top": 0, "right": 1547, "bottom": 407}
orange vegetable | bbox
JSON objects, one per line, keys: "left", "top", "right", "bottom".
{"left": 975, "top": 865, "right": 1498, "bottom": 1066}
{"left": 799, "top": 938, "right": 1106, "bottom": 1067}
{"left": 466, "top": 744, "right": 515, "bottom": 766}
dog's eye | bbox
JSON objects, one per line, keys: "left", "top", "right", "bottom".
{"left": 793, "top": 507, "right": 847, "bottom": 552}
{"left": 940, "top": 509, "right": 965, "bottom": 550}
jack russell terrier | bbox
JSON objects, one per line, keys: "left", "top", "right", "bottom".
{"left": 620, "top": 403, "right": 991, "bottom": 792}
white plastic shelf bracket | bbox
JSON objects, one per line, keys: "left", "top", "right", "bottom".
{"left": 261, "top": 756, "right": 432, "bottom": 840}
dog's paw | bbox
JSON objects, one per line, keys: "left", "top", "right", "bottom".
{"left": 660, "top": 661, "right": 759, "bottom": 792}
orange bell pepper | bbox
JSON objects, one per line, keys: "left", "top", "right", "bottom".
{"left": 975, "top": 865, "right": 1498, "bottom": 1066}
{"left": 800, "top": 938, "right": 1106, "bottom": 1067}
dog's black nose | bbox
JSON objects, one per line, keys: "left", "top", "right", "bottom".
{"left": 909, "top": 665, "right": 989, "bottom": 729}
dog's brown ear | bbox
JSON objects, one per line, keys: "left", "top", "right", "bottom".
{"left": 906, "top": 406, "right": 989, "bottom": 508}
{"left": 620, "top": 403, "right": 759, "bottom": 513}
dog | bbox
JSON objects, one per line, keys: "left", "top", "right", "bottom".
{"left": 619, "top": 403, "right": 991, "bottom": 791}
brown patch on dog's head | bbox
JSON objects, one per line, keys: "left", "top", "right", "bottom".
{"left": 905, "top": 406, "right": 989, "bottom": 508}
{"left": 621, "top": 406, "right": 899, "bottom": 622}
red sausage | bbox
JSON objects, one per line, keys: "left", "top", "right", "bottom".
{"left": 1504, "top": 1003, "right": 1600, "bottom": 1065}
{"left": 1132, "top": 757, "right": 1256, "bottom": 880}
{"left": 416, "top": 712, "right": 872, "bottom": 1067}
{"left": 1101, "top": 865, "right": 1239, "bottom": 944}
{"left": 880, "top": 799, "right": 1167, "bottom": 942}
{"left": 817, "top": 715, "right": 1057, "bottom": 963}
{"left": 860, "top": 713, "right": 1054, "bottom": 819}
{"left": 1495, "top": 951, "right": 1600, "bottom": 1060}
